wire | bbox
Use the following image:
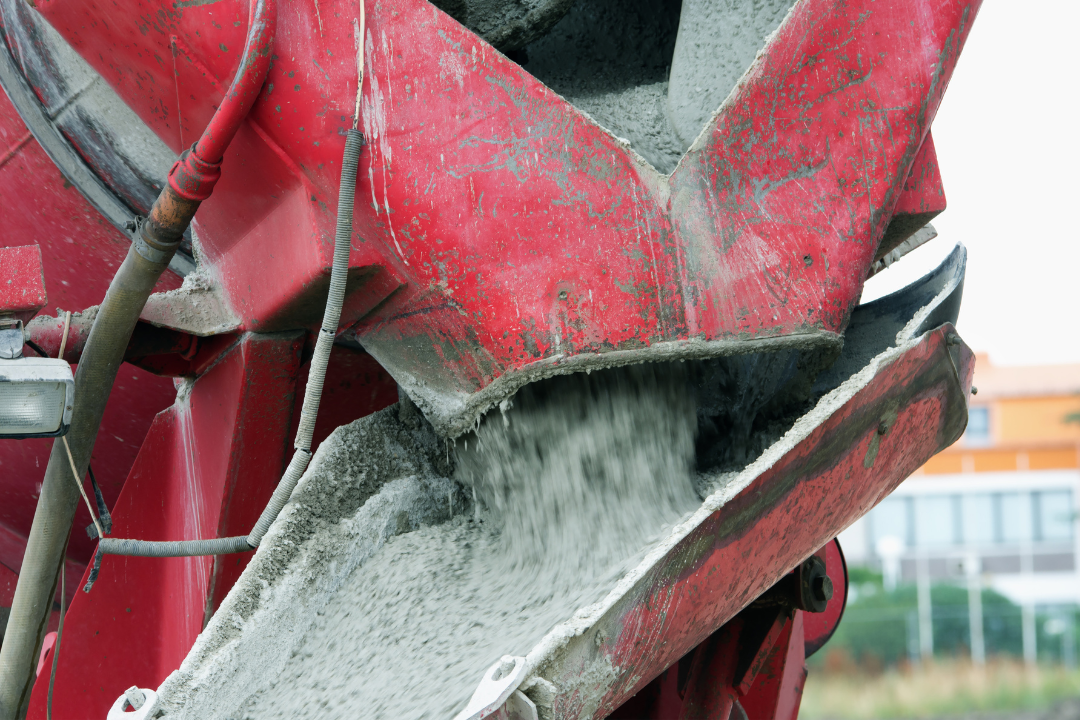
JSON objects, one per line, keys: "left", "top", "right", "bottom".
{"left": 57, "top": 311, "right": 71, "bottom": 359}
{"left": 46, "top": 561, "right": 65, "bottom": 720}
{"left": 53, "top": 311, "right": 106, "bottom": 541}
{"left": 352, "top": 3, "right": 364, "bottom": 130}
{"left": 26, "top": 340, "right": 48, "bottom": 358}
{"left": 62, "top": 438, "right": 105, "bottom": 541}
{"left": 86, "top": 465, "right": 113, "bottom": 536}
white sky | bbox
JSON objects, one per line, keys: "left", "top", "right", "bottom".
{"left": 860, "top": 0, "right": 1080, "bottom": 367}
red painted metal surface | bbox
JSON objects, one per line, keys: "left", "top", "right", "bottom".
{"left": 0, "top": 0, "right": 979, "bottom": 712}
{"left": 0, "top": 84, "right": 182, "bottom": 584}
{"left": 607, "top": 615, "right": 744, "bottom": 720}
{"left": 0, "top": 245, "right": 46, "bottom": 322}
{"left": 879, "top": 132, "right": 947, "bottom": 258}
{"left": 26, "top": 333, "right": 303, "bottom": 719}
{"left": 893, "top": 133, "right": 947, "bottom": 229}
{"left": 23, "top": 338, "right": 396, "bottom": 719}
{"left": 740, "top": 613, "right": 807, "bottom": 720}
{"left": 533, "top": 324, "right": 974, "bottom": 718}
{"left": 168, "top": 0, "right": 276, "bottom": 201}
{"left": 608, "top": 605, "right": 812, "bottom": 720}
{"left": 28, "top": 0, "right": 980, "bottom": 435}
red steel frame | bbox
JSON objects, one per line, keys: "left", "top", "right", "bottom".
{"left": 0, "top": 0, "right": 981, "bottom": 716}
{"left": 25, "top": 0, "right": 976, "bottom": 433}
{"left": 609, "top": 541, "right": 848, "bottom": 720}
{"left": 27, "top": 338, "right": 397, "bottom": 718}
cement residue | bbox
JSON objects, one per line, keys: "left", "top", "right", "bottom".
{"left": 666, "top": 0, "right": 797, "bottom": 147}
{"left": 199, "top": 364, "right": 698, "bottom": 720}
{"left": 430, "top": 0, "right": 575, "bottom": 51}
{"left": 512, "top": 0, "right": 798, "bottom": 174}
{"left": 520, "top": 0, "right": 685, "bottom": 174}
{"left": 156, "top": 407, "right": 462, "bottom": 718}
{"left": 140, "top": 268, "right": 241, "bottom": 336}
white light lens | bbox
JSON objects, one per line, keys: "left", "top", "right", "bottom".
{"left": 0, "top": 358, "right": 74, "bottom": 437}
{"left": 0, "top": 382, "right": 67, "bottom": 433}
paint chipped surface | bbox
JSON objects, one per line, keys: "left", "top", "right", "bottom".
{"left": 34, "top": 0, "right": 979, "bottom": 435}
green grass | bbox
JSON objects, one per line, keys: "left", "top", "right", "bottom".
{"left": 799, "top": 657, "right": 1080, "bottom": 719}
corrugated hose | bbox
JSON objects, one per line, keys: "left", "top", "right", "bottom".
{"left": 87, "top": 129, "right": 365, "bottom": 589}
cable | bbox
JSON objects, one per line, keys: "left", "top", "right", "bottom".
{"left": 88, "top": 127, "right": 366, "bottom": 588}
{"left": 25, "top": 340, "right": 48, "bottom": 358}
{"left": 62, "top": 438, "right": 104, "bottom": 541}
{"left": 46, "top": 557, "right": 65, "bottom": 720}
{"left": 85, "top": 466, "right": 113, "bottom": 537}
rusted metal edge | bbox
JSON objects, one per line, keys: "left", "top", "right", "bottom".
{"left": 373, "top": 329, "right": 844, "bottom": 439}
{"left": 868, "top": 224, "right": 938, "bottom": 278}
{"left": 482, "top": 244, "right": 970, "bottom": 719}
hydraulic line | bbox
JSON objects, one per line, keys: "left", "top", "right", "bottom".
{"left": 87, "top": 8, "right": 368, "bottom": 571}
{"left": 0, "top": 1, "right": 275, "bottom": 716}
{"left": 88, "top": 128, "right": 365, "bottom": 575}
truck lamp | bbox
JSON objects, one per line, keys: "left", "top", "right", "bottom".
{"left": 0, "top": 319, "right": 73, "bottom": 438}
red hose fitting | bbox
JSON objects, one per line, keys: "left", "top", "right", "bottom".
{"left": 165, "top": 0, "right": 275, "bottom": 202}
{"left": 167, "top": 144, "right": 223, "bottom": 201}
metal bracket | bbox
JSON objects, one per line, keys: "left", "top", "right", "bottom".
{"left": 0, "top": 319, "right": 24, "bottom": 360}
{"left": 106, "top": 686, "right": 159, "bottom": 720}
{"left": 453, "top": 655, "right": 530, "bottom": 720}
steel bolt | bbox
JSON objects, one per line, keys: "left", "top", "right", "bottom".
{"left": 812, "top": 574, "right": 833, "bottom": 603}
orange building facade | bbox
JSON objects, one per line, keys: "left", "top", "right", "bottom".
{"left": 922, "top": 353, "right": 1080, "bottom": 476}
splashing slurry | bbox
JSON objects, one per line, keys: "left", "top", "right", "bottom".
{"left": 240, "top": 365, "right": 699, "bottom": 719}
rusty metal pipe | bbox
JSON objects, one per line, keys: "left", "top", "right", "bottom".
{"left": 0, "top": 0, "right": 275, "bottom": 710}
{"left": 0, "top": 207, "right": 184, "bottom": 719}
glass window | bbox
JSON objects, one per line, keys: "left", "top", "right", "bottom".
{"left": 871, "top": 497, "right": 910, "bottom": 549}
{"left": 999, "top": 492, "right": 1033, "bottom": 544}
{"left": 966, "top": 407, "right": 990, "bottom": 445}
{"left": 915, "top": 495, "right": 954, "bottom": 547}
{"left": 1037, "top": 490, "right": 1074, "bottom": 542}
{"left": 962, "top": 493, "right": 994, "bottom": 546}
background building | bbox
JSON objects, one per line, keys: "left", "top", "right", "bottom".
{"left": 841, "top": 354, "right": 1080, "bottom": 607}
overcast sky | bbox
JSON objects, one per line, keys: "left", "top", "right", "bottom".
{"left": 860, "top": 0, "right": 1079, "bottom": 367}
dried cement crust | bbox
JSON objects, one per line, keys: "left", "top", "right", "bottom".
{"left": 155, "top": 407, "right": 465, "bottom": 718}
{"left": 155, "top": 247, "right": 963, "bottom": 719}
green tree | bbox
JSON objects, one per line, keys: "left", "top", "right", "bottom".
{"left": 820, "top": 583, "right": 1022, "bottom": 667}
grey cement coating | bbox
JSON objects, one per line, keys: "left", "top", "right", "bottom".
{"left": 667, "top": 0, "right": 798, "bottom": 147}
{"left": 520, "top": 0, "right": 684, "bottom": 174}
{"left": 430, "top": 0, "right": 576, "bottom": 51}
{"left": 513, "top": 0, "right": 797, "bottom": 173}
{"left": 155, "top": 407, "right": 464, "bottom": 718}
{"left": 157, "top": 366, "right": 700, "bottom": 719}
{"left": 153, "top": 239, "right": 966, "bottom": 719}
